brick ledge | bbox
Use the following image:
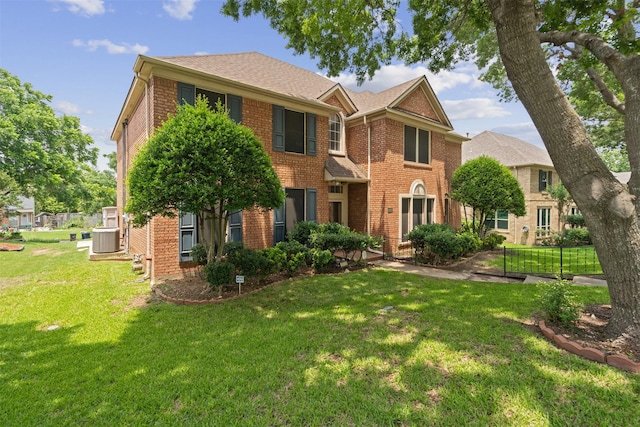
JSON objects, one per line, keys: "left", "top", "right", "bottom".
{"left": 539, "top": 320, "right": 640, "bottom": 373}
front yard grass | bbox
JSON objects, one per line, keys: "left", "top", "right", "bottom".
{"left": 488, "top": 244, "right": 603, "bottom": 276}
{"left": 1, "top": 241, "right": 638, "bottom": 426}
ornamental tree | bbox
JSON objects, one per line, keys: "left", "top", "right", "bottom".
{"left": 450, "top": 156, "right": 525, "bottom": 237}
{"left": 220, "top": 0, "right": 640, "bottom": 340}
{"left": 126, "top": 98, "right": 284, "bottom": 261}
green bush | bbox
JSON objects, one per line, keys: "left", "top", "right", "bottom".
{"left": 226, "top": 248, "right": 269, "bottom": 278}
{"left": 310, "top": 223, "right": 380, "bottom": 262}
{"left": 482, "top": 232, "right": 506, "bottom": 250}
{"left": 286, "top": 252, "right": 308, "bottom": 277}
{"left": 276, "top": 240, "right": 312, "bottom": 265}
{"left": 457, "top": 231, "right": 482, "bottom": 255}
{"left": 223, "top": 241, "right": 245, "bottom": 258}
{"left": 204, "top": 261, "right": 235, "bottom": 293}
{"left": 406, "top": 224, "right": 465, "bottom": 264}
{"left": 190, "top": 243, "right": 208, "bottom": 265}
{"left": 257, "top": 247, "right": 287, "bottom": 277}
{"left": 537, "top": 278, "right": 582, "bottom": 326}
{"left": 287, "top": 221, "right": 320, "bottom": 246}
{"left": 312, "top": 249, "right": 335, "bottom": 273}
{"left": 564, "top": 228, "right": 591, "bottom": 245}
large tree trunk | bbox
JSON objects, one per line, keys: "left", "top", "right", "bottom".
{"left": 486, "top": 0, "right": 640, "bottom": 339}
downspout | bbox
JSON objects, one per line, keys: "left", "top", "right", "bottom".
{"left": 122, "top": 119, "right": 130, "bottom": 255}
{"left": 137, "top": 72, "right": 153, "bottom": 281}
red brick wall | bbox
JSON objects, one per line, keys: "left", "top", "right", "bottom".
{"left": 396, "top": 88, "right": 440, "bottom": 121}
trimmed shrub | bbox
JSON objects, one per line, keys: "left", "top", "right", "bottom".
{"left": 226, "top": 248, "right": 269, "bottom": 278}
{"left": 190, "top": 243, "right": 208, "bottom": 265}
{"left": 482, "top": 232, "right": 506, "bottom": 250}
{"left": 204, "top": 261, "right": 235, "bottom": 293}
{"left": 276, "top": 240, "right": 312, "bottom": 265}
{"left": 286, "top": 252, "right": 308, "bottom": 277}
{"left": 312, "top": 248, "right": 335, "bottom": 273}
{"left": 222, "top": 241, "right": 245, "bottom": 258}
{"left": 287, "top": 221, "right": 320, "bottom": 246}
{"left": 537, "top": 278, "right": 582, "bottom": 326}
{"left": 564, "top": 228, "right": 591, "bottom": 245}
{"left": 458, "top": 231, "right": 482, "bottom": 255}
{"left": 310, "top": 223, "right": 380, "bottom": 262}
{"left": 257, "top": 247, "right": 287, "bottom": 277}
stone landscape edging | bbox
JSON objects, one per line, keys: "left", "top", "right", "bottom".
{"left": 539, "top": 320, "right": 640, "bottom": 373}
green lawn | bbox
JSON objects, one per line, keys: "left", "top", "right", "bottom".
{"left": 1, "top": 241, "right": 638, "bottom": 426}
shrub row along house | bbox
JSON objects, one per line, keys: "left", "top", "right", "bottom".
{"left": 111, "top": 52, "right": 466, "bottom": 281}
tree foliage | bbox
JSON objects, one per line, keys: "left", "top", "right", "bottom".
{"left": 126, "top": 98, "right": 284, "bottom": 260}
{"left": 0, "top": 69, "right": 98, "bottom": 197}
{"left": 450, "top": 156, "right": 525, "bottom": 237}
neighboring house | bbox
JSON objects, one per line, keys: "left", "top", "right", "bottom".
{"left": 1, "top": 196, "right": 35, "bottom": 230}
{"left": 463, "top": 131, "right": 567, "bottom": 246}
{"left": 111, "top": 52, "right": 466, "bottom": 281}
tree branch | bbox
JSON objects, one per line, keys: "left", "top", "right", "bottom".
{"left": 538, "top": 30, "right": 628, "bottom": 78}
{"left": 586, "top": 67, "right": 626, "bottom": 115}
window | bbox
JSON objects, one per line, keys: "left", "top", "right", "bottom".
{"left": 177, "top": 82, "right": 242, "bottom": 123}
{"left": 404, "top": 125, "right": 430, "bottom": 164}
{"left": 228, "top": 210, "right": 242, "bottom": 243}
{"left": 537, "top": 207, "right": 551, "bottom": 232}
{"left": 179, "top": 212, "right": 197, "bottom": 262}
{"left": 401, "top": 182, "right": 434, "bottom": 241}
{"left": 486, "top": 210, "right": 509, "bottom": 230}
{"left": 273, "top": 188, "right": 317, "bottom": 244}
{"left": 273, "top": 105, "right": 316, "bottom": 155}
{"left": 539, "top": 170, "right": 553, "bottom": 191}
{"left": 329, "top": 113, "right": 343, "bottom": 153}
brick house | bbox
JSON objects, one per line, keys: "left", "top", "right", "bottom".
{"left": 463, "top": 131, "right": 573, "bottom": 245}
{"left": 111, "top": 52, "right": 466, "bottom": 281}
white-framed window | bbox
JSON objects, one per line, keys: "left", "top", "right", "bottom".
{"left": 329, "top": 113, "right": 344, "bottom": 153}
{"left": 538, "top": 170, "right": 553, "bottom": 191}
{"left": 401, "top": 181, "right": 434, "bottom": 240}
{"left": 537, "top": 207, "right": 551, "bottom": 232}
{"left": 404, "top": 125, "right": 430, "bottom": 164}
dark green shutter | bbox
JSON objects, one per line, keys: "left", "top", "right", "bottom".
{"left": 418, "top": 129, "right": 430, "bottom": 164}
{"left": 273, "top": 105, "right": 285, "bottom": 152}
{"left": 548, "top": 171, "right": 553, "bottom": 187}
{"left": 273, "top": 202, "right": 286, "bottom": 245}
{"left": 538, "top": 170, "right": 545, "bottom": 191}
{"left": 179, "top": 212, "right": 197, "bottom": 261}
{"left": 229, "top": 95, "right": 243, "bottom": 123}
{"left": 306, "top": 188, "right": 317, "bottom": 222}
{"left": 177, "top": 82, "right": 195, "bottom": 106}
{"left": 306, "top": 114, "right": 317, "bottom": 156}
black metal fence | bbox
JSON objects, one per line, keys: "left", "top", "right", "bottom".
{"left": 503, "top": 246, "right": 603, "bottom": 278}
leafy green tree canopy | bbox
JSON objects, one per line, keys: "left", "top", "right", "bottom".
{"left": 0, "top": 69, "right": 98, "bottom": 196}
{"left": 126, "top": 98, "right": 284, "bottom": 260}
{"left": 450, "top": 156, "right": 525, "bottom": 236}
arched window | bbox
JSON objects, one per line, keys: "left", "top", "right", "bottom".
{"left": 329, "top": 113, "right": 343, "bottom": 153}
{"left": 401, "top": 181, "right": 434, "bottom": 240}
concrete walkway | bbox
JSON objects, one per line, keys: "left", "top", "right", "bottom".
{"left": 371, "top": 259, "right": 521, "bottom": 283}
{"left": 372, "top": 259, "right": 608, "bottom": 287}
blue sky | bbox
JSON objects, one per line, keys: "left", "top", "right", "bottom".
{"left": 0, "top": 0, "right": 543, "bottom": 171}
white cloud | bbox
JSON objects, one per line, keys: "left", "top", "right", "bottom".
{"left": 54, "top": 100, "right": 81, "bottom": 115}
{"left": 442, "top": 98, "right": 512, "bottom": 121}
{"left": 329, "top": 62, "right": 484, "bottom": 94}
{"left": 72, "top": 39, "right": 149, "bottom": 55}
{"left": 163, "top": 0, "right": 199, "bottom": 20}
{"left": 53, "top": 0, "right": 105, "bottom": 16}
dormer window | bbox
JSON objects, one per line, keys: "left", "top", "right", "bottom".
{"left": 329, "top": 113, "right": 344, "bottom": 154}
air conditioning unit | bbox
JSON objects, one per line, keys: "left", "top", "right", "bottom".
{"left": 92, "top": 227, "right": 119, "bottom": 253}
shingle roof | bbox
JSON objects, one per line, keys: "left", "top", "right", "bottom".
{"left": 324, "top": 155, "right": 368, "bottom": 182}
{"left": 155, "top": 52, "right": 336, "bottom": 102}
{"left": 152, "top": 53, "right": 432, "bottom": 118}
{"left": 463, "top": 130, "right": 553, "bottom": 167}
{"left": 613, "top": 171, "right": 631, "bottom": 185}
